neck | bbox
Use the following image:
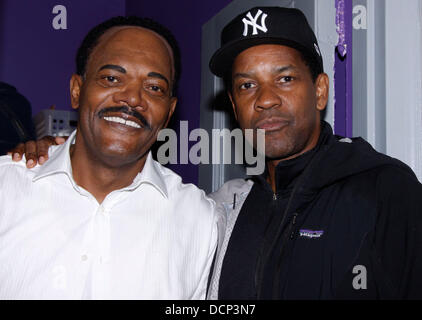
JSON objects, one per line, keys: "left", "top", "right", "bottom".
{"left": 70, "top": 136, "right": 148, "bottom": 204}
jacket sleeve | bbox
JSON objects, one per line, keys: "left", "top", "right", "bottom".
{"left": 373, "top": 165, "right": 422, "bottom": 299}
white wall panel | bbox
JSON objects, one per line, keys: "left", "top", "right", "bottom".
{"left": 385, "top": 0, "right": 422, "bottom": 181}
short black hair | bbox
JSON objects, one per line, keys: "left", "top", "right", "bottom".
{"left": 299, "top": 50, "right": 322, "bottom": 83}
{"left": 224, "top": 48, "right": 322, "bottom": 92}
{"left": 76, "top": 16, "right": 181, "bottom": 96}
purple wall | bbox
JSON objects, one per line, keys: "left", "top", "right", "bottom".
{"left": 0, "top": 0, "right": 126, "bottom": 115}
{"left": 126, "top": 0, "right": 233, "bottom": 184}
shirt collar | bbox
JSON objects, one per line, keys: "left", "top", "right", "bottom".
{"left": 125, "top": 152, "right": 169, "bottom": 198}
{"left": 32, "top": 130, "right": 168, "bottom": 198}
{"left": 32, "top": 130, "right": 76, "bottom": 183}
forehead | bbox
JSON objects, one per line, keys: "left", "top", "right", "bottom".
{"left": 87, "top": 26, "right": 174, "bottom": 75}
{"left": 232, "top": 44, "right": 305, "bottom": 72}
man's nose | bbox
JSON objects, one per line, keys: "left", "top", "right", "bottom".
{"left": 113, "top": 83, "right": 145, "bottom": 109}
{"left": 254, "top": 85, "right": 282, "bottom": 111}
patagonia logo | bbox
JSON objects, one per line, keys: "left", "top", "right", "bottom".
{"left": 299, "top": 229, "right": 324, "bottom": 239}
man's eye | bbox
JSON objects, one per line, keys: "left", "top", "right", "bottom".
{"left": 239, "top": 82, "right": 256, "bottom": 90}
{"left": 103, "top": 76, "right": 118, "bottom": 83}
{"left": 149, "top": 85, "right": 162, "bottom": 91}
{"left": 147, "top": 85, "right": 165, "bottom": 94}
{"left": 280, "top": 76, "right": 294, "bottom": 83}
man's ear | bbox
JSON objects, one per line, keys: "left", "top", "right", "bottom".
{"left": 70, "top": 74, "right": 83, "bottom": 110}
{"left": 315, "top": 73, "right": 329, "bottom": 111}
{"left": 163, "top": 97, "right": 177, "bottom": 128}
{"left": 228, "top": 91, "right": 238, "bottom": 121}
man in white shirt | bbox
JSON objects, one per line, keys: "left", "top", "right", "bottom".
{"left": 0, "top": 16, "right": 217, "bottom": 299}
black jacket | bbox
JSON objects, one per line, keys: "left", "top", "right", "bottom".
{"left": 209, "top": 121, "right": 422, "bottom": 299}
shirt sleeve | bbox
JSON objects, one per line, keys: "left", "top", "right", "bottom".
{"left": 190, "top": 200, "right": 218, "bottom": 300}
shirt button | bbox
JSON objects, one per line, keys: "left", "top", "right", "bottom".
{"left": 81, "top": 254, "right": 88, "bottom": 261}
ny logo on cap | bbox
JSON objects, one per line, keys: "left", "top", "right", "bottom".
{"left": 242, "top": 9, "right": 268, "bottom": 36}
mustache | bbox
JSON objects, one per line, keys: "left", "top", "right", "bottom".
{"left": 97, "top": 106, "right": 151, "bottom": 130}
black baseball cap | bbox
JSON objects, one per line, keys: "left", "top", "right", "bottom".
{"left": 209, "top": 7, "right": 324, "bottom": 78}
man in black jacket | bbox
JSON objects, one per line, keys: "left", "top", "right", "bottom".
{"left": 206, "top": 6, "right": 422, "bottom": 299}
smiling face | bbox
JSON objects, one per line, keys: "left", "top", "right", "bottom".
{"left": 229, "top": 44, "right": 328, "bottom": 161}
{"left": 70, "top": 26, "right": 177, "bottom": 167}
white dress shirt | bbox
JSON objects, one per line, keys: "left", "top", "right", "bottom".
{"left": 0, "top": 131, "right": 217, "bottom": 300}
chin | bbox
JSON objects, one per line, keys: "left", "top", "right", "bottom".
{"left": 99, "top": 143, "right": 140, "bottom": 160}
{"left": 263, "top": 140, "right": 294, "bottom": 160}
{"left": 265, "top": 151, "right": 293, "bottom": 161}
{"left": 103, "top": 142, "right": 132, "bottom": 154}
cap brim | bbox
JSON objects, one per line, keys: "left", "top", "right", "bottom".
{"left": 209, "top": 36, "right": 317, "bottom": 77}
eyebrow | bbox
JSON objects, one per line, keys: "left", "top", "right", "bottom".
{"left": 276, "top": 65, "right": 296, "bottom": 73}
{"left": 98, "top": 64, "right": 126, "bottom": 74}
{"left": 147, "top": 72, "right": 169, "bottom": 86}
{"left": 232, "top": 72, "right": 253, "bottom": 80}
{"left": 97, "top": 66, "right": 170, "bottom": 86}
{"left": 232, "top": 65, "right": 297, "bottom": 80}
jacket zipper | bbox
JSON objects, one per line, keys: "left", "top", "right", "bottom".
{"left": 290, "top": 212, "right": 298, "bottom": 239}
{"left": 266, "top": 142, "right": 322, "bottom": 298}
{"left": 272, "top": 211, "right": 299, "bottom": 298}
